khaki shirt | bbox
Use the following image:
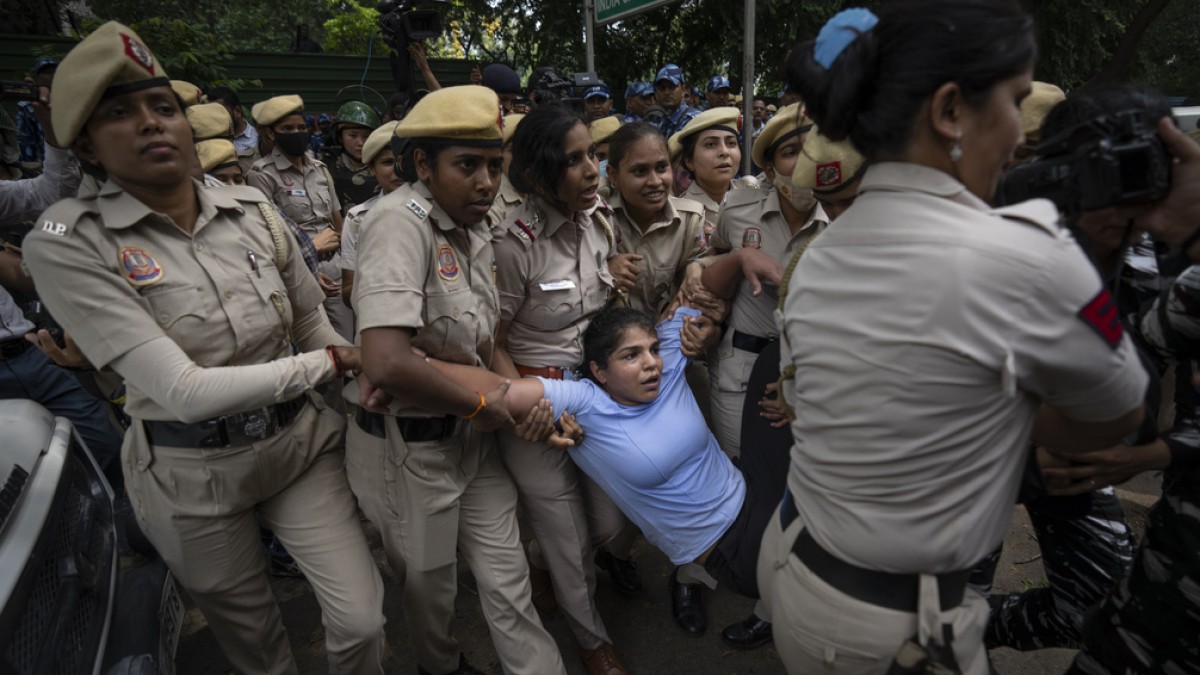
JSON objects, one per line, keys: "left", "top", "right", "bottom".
{"left": 711, "top": 188, "right": 827, "bottom": 338}
{"left": 609, "top": 192, "right": 705, "bottom": 317}
{"left": 681, "top": 176, "right": 757, "bottom": 249}
{"left": 493, "top": 196, "right": 615, "bottom": 368}
{"left": 22, "top": 180, "right": 326, "bottom": 420}
{"left": 353, "top": 182, "right": 499, "bottom": 415}
{"left": 236, "top": 146, "right": 260, "bottom": 177}
{"left": 245, "top": 147, "right": 340, "bottom": 236}
{"left": 781, "top": 162, "right": 1148, "bottom": 574}
{"left": 340, "top": 195, "right": 379, "bottom": 273}
{"left": 485, "top": 174, "right": 524, "bottom": 233}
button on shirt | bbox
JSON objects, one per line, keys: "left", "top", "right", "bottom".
{"left": 781, "top": 162, "right": 1148, "bottom": 574}
{"left": 493, "top": 197, "right": 615, "bottom": 368}
{"left": 21, "top": 180, "right": 327, "bottom": 420}
{"left": 609, "top": 192, "right": 705, "bottom": 317}
{"left": 353, "top": 182, "right": 499, "bottom": 416}
{"left": 710, "top": 190, "right": 827, "bottom": 339}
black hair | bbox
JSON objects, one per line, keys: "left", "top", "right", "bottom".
{"left": 582, "top": 308, "right": 657, "bottom": 384}
{"left": 787, "top": 0, "right": 1036, "bottom": 161}
{"left": 508, "top": 103, "right": 587, "bottom": 212}
{"left": 607, "top": 121, "right": 666, "bottom": 171}
{"left": 1040, "top": 84, "right": 1173, "bottom": 144}
{"left": 394, "top": 138, "right": 443, "bottom": 183}
{"left": 206, "top": 85, "right": 240, "bottom": 108}
{"left": 388, "top": 91, "right": 408, "bottom": 115}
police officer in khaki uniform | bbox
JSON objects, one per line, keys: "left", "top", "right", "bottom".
{"left": 346, "top": 86, "right": 566, "bottom": 675}
{"left": 21, "top": 22, "right": 386, "bottom": 675}
{"left": 245, "top": 95, "right": 352, "bottom": 340}
{"left": 669, "top": 107, "right": 758, "bottom": 249}
{"left": 340, "top": 120, "right": 402, "bottom": 307}
{"left": 492, "top": 105, "right": 629, "bottom": 675}
{"left": 790, "top": 124, "right": 868, "bottom": 221}
{"left": 760, "top": 7, "right": 1147, "bottom": 673}
{"left": 590, "top": 116, "right": 621, "bottom": 200}
{"left": 604, "top": 121, "right": 706, "bottom": 318}
{"left": 702, "top": 104, "right": 828, "bottom": 459}
{"left": 485, "top": 112, "right": 525, "bottom": 231}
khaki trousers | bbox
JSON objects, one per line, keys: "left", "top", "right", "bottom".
{"left": 709, "top": 331, "right": 759, "bottom": 459}
{"left": 757, "top": 504, "right": 990, "bottom": 675}
{"left": 498, "top": 430, "right": 625, "bottom": 650}
{"left": 124, "top": 393, "right": 385, "bottom": 675}
{"left": 345, "top": 417, "right": 566, "bottom": 675}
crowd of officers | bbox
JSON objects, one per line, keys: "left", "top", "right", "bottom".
{"left": 6, "top": 3, "right": 1200, "bottom": 674}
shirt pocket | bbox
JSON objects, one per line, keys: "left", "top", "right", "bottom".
{"left": 523, "top": 282, "right": 580, "bottom": 332}
{"left": 278, "top": 190, "right": 316, "bottom": 225}
{"left": 648, "top": 264, "right": 679, "bottom": 311}
{"left": 245, "top": 260, "right": 293, "bottom": 349}
{"left": 143, "top": 285, "right": 208, "bottom": 334}
{"left": 423, "top": 289, "right": 483, "bottom": 361}
{"left": 582, "top": 267, "right": 615, "bottom": 315}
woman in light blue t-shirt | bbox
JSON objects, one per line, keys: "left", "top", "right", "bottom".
{"left": 427, "top": 306, "right": 783, "bottom": 601}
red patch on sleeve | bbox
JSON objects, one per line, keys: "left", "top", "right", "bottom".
{"left": 1077, "top": 289, "right": 1123, "bottom": 349}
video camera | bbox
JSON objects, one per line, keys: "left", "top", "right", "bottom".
{"left": 376, "top": 0, "right": 445, "bottom": 45}
{"left": 527, "top": 68, "right": 601, "bottom": 112}
{"left": 998, "top": 110, "right": 1171, "bottom": 215}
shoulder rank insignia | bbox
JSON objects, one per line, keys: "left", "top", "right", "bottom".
{"left": 119, "top": 246, "right": 164, "bottom": 286}
{"left": 40, "top": 220, "right": 68, "bottom": 236}
{"left": 514, "top": 218, "right": 536, "bottom": 242}
{"left": 407, "top": 199, "right": 429, "bottom": 220}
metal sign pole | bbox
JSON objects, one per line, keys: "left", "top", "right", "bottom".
{"left": 742, "top": 0, "right": 755, "bottom": 175}
{"left": 585, "top": 0, "right": 596, "bottom": 72}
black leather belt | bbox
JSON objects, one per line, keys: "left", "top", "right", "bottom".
{"left": 779, "top": 491, "right": 970, "bottom": 612}
{"left": 143, "top": 395, "right": 308, "bottom": 448}
{"left": 731, "top": 330, "right": 772, "bottom": 354}
{"left": 354, "top": 408, "right": 460, "bottom": 442}
{"left": 0, "top": 337, "right": 32, "bottom": 359}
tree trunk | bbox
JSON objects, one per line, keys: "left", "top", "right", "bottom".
{"left": 1082, "top": 0, "right": 1172, "bottom": 89}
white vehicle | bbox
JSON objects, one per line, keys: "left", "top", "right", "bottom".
{"left": 0, "top": 400, "right": 182, "bottom": 675}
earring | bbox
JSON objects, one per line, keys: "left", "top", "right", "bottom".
{"left": 949, "top": 133, "right": 963, "bottom": 162}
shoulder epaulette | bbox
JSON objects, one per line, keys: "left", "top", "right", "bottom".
{"left": 221, "top": 184, "right": 270, "bottom": 204}
{"left": 723, "top": 185, "right": 770, "bottom": 209}
{"left": 34, "top": 198, "right": 98, "bottom": 238}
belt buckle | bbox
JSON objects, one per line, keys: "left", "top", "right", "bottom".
{"left": 242, "top": 411, "right": 270, "bottom": 440}
{"left": 563, "top": 368, "right": 582, "bottom": 381}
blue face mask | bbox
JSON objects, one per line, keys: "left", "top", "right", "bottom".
{"left": 598, "top": 159, "right": 608, "bottom": 176}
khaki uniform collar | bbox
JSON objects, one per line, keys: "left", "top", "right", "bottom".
{"left": 607, "top": 190, "right": 682, "bottom": 236}
{"left": 410, "top": 181, "right": 463, "bottom": 234}
{"left": 498, "top": 174, "right": 522, "bottom": 204}
{"left": 860, "top": 162, "right": 989, "bottom": 211}
{"left": 269, "top": 146, "right": 303, "bottom": 172}
{"left": 529, "top": 195, "right": 577, "bottom": 239}
{"left": 96, "top": 179, "right": 244, "bottom": 231}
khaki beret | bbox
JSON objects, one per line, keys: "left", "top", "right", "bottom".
{"left": 502, "top": 113, "right": 525, "bottom": 145}
{"left": 196, "top": 139, "right": 239, "bottom": 174}
{"left": 51, "top": 21, "right": 170, "bottom": 145}
{"left": 362, "top": 121, "right": 400, "bottom": 166}
{"left": 1022, "top": 81, "right": 1066, "bottom": 142}
{"left": 171, "top": 80, "right": 203, "bottom": 107}
{"left": 589, "top": 116, "right": 621, "bottom": 146}
{"left": 751, "top": 103, "right": 810, "bottom": 168}
{"left": 396, "top": 85, "right": 502, "bottom": 146}
{"left": 254, "top": 95, "right": 304, "bottom": 127}
{"left": 791, "top": 124, "right": 866, "bottom": 194}
{"left": 668, "top": 106, "right": 741, "bottom": 159}
{"left": 186, "top": 102, "right": 234, "bottom": 141}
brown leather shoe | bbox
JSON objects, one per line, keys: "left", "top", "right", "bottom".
{"left": 522, "top": 539, "right": 559, "bottom": 615}
{"left": 580, "top": 643, "right": 628, "bottom": 675}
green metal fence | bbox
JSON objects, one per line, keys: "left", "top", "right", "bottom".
{"left": 1, "top": 33, "right": 474, "bottom": 117}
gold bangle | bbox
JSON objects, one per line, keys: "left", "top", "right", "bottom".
{"left": 461, "top": 392, "right": 487, "bottom": 420}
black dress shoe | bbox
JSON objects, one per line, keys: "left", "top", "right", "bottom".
{"left": 668, "top": 569, "right": 707, "bottom": 636}
{"left": 721, "top": 614, "right": 774, "bottom": 649}
{"left": 595, "top": 548, "right": 643, "bottom": 594}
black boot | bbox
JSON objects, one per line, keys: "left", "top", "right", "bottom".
{"left": 668, "top": 568, "right": 706, "bottom": 636}
{"left": 417, "top": 656, "right": 485, "bottom": 675}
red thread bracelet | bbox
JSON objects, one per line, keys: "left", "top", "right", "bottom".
{"left": 326, "top": 345, "right": 347, "bottom": 378}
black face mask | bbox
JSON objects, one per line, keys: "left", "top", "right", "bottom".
{"left": 275, "top": 131, "right": 310, "bottom": 157}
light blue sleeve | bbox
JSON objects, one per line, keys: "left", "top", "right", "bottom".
{"left": 538, "top": 376, "right": 599, "bottom": 420}
{"left": 658, "top": 307, "right": 701, "bottom": 370}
